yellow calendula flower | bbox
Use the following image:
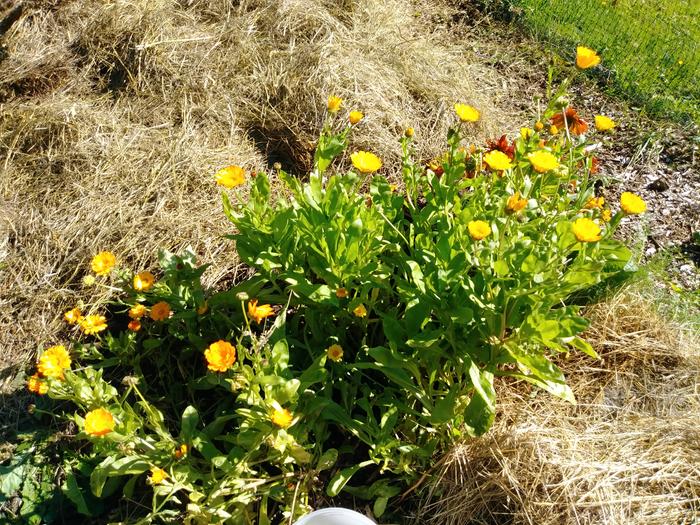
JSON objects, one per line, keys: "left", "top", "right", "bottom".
{"left": 84, "top": 408, "right": 115, "bottom": 437}
{"left": 405, "top": 127, "right": 415, "bottom": 138}
{"left": 79, "top": 314, "right": 108, "bottom": 335}
{"left": 454, "top": 103, "right": 480, "bottom": 122}
{"left": 349, "top": 111, "right": 364, "bottom": 125}
{"left": 534, "top": 121, "right": 544, "bottom": 131}
{"left": 127, "top": 319, "right": 141, "bottom": 332}
{"left": 595, "top": 115, "right": 615, "bottom": 132}
{"left": 620, "top": 192, "right": 646, "bottom": 214}
{"left": 483, "top": 150, "right": 513, "bottom": 171}
{"left": 350, "top": 151, "right": 382, "bottom": 174}
{"left": 204, "top": 340, "right": 237, "bottom": 372}
{"left": 64, "top": 307, "right": 82, "bottom": 324}
{"left": 336, "top": 288, "right": 348, "bottom": 298}
{"left": 248, "top": 299, "right": 275, "bottom": 324}
{"left": 584, "top": 196, "right": 605, "bottom": 209}
{"left": 506, "top": 192, "right": 528, "bottom": 213}
{"left": 271, "top": 408, "right": 294, "bottom": 428}
{"left": 549, "top": 124, "right": 559, "bottom": 135}
{"left": 572, "top": 217, "right": 602, "bottom": 242}
{"left": 327, "top": 95, "right": 343, "bottom": 113}
{"left": 27, "top": 374, "right": 49, "bottom": 395}
{"left": 520, "top": 127, "right": 534, "bottom": 140}
{"left": 353, "top": 304, "right": 367, "bottom": 318}
{"left": 601, "top": 209, "right": 612, "bottom": 222}
{"left": 150, "top": 301, "right": 171, "bottom": 321}
{"left": 527, "top": 150, "right": 560, "bottom": 173}
{"left": 215, "top": 165, "right": 246, "bottom": 189}
{"left": 468, "top": 220, "right": 491, "bottom": 240}
{"left": 327, "top": 344, "right": 344, "bottom": 362}
{"left": 133, "top": 271, "right": 155, "bottom": 292}
{"left": 37, "top": 345, "right": 71, "bottom": 379}
{"left": 148, "top": 467, "right": 168, "bottom": 485}
{"left": 576, "top": 46, "right": 601, "bottom": 69}
{"left": 128, "top": 304, "right": 147, "bottom": 319}
{"left": 91, "top": 251, "right": 116, "bottom": 276}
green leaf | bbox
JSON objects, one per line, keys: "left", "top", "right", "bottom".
{"left": 566, "top": 336, "right": 599, "bottom": 359}
{"left": 316, "top": 449, "right": 338, "bottom": 471}
{"left": 430, "top": 385, "right": 459, "bottom": 425}
{"left": 180, "top": 405, "right": 199, "bottom": 442}
{"left": 90, "top": 456, "right": 149, "bottom": 497}
{"left": 327, "top": 462, "right": 371, "bottom": 497}
{"left": 407, "top": 260, "right": 426, "bottom": 293}
{"left": 63, "top": 471, "right": 101, "bottom": 516}
{"left": 373, "top": 496, "right": 389, "bottom": 518}
{"left": 494, "top": 259, "right": 509, "bottom": 277}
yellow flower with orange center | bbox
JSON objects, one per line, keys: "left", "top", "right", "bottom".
{"left": 350, "top": 151, "right": 382, "bottom": 174}
{"left": 215, "top": 165, "right": 246, "bottom": 189}
{"left": 336, "top": 288, "right": 348, "bottom": 299}
{"left": 468, "top": 220, "right": 491, "bottom": 240}
{"left": 37, "top": 345, "right": 71, "bottom": 379}
{"left": 584, "top": 196, "right": 605, "bottom": 209}
{"left": 79, "top": 314, "right": 108, "bottom": 335}
{"left": 327, "top": 344, "right": 344, "bottom": 362}
{"left": 150, "top": 301, "right": 171, "bottom": 321}
{"left": 128, "top": 304, "right": 147, "bottom": 319}
{"left": 353, "top": 304, "right": 367, "bottom": 318}
{"left": 327, "top": 95, "right": 343, "bottom": 113}
{"left": 506, "top": 193, "right": 528, "bottom": 213}
{"left": 127, "top": 320, "right": 141, "bottom": 332}
{"left": 620, "top": 192, "right": 646, "bottom": 214}
{"left": 91, "top": 251, "right": 116, "bottom": 276}
{"left": 174, "top": 444, "right": 188, "bottom": 459}
{"left": 271, "top": 408, "right": 294, "bottom": 428}
{"left": 576, "top": 46, "right": 601, "bottom": 69}
{"left": 148, "top": 467, "right": 168, "bottom": 485}
{"left": 483, "top": 150, "right": 513, "bottom": 171}
{"left": 248, "top": 299, "right": 275, "bottom": 324}
{"left": 572, "top": 217, "right": 602, "bottom": 242}
{"left": 64, "top": 307, "right": 82, "bottom": 324}
{"left": 133, "top": 271, "right": 155, "bottom": 291}
{"left": 349, "top": 111, "right": 364, "bottom": 125}
{"left": 454, "top": 103, "right": 480, "bottom": 122}
{"left": 84, "top": 408, "right": 115, "bottom": 437}
{"left": 595, "top": 115, "right": 615, "bottom": 132}
{"left": 204, "top": 340, "right": 237, "bottom": 372}
{"left": 527, "top": 150, "right": 560, "bottom": 173}
{"left": 27, "top": 374, "right": 48, "bottom": 395}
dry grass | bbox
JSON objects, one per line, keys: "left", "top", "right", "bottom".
{"left": 0, "top": 0, "right": 515, "bottom": 386}
{"left": 413, "top": 286, "right": 700, "bottom": 524}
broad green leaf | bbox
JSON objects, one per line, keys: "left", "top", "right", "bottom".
{"left": 374, "top": 496, "right": 389, "bottom": 518}
{"left": 62, "top": 472, "right": 100, "bottom": 516}
{"left": 180, "top": 405, "right": 199, "bottom": 442}
{"left": 430, "top": 384, "right": 459, "bottom": 425}
{"left": 316, "top": 449, "right": 338, "bottom": 471}
{"left": 326, "top": 461, "right": 372, "bottom": 497}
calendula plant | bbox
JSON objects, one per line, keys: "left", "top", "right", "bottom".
{"left": 13, "top": 48, "right": 647, "bottom": 524}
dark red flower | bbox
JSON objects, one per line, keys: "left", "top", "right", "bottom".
{"left": 550, "top": 107, "right": 588, "bottom": 135}
{"left": 486, "top": 135, "right": 515, "bottom": 160}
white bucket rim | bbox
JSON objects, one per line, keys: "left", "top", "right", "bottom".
{"left": 293, "top": 507, "right": 377, "bottom": 525}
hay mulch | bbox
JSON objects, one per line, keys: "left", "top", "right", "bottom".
{"left": 413, "top": 286, "right": 700, "bottom": 525}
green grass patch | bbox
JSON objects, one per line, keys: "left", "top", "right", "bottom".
{"left": 508, "top": 0, "right": 700, "bottom": 123}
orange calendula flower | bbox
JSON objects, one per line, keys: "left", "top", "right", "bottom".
{"left": 572, "top": 217, "right": 602, "bottom": 242}
{"left": 551, "top": 107, "right": 588, "bottom": 135}
{"left": 620, "top": 192, "right": 646, "bottom": 214}
{"left": 584, "top": 196, "right": 605, "bottom": 209}
{"left": 271, "top": 408, "right": 294, "bottom": 428}
{"left": 506, "top": 193, "right": 528, "bottom": 213}
{"left": 150, "top": 301, "right": 171, "bottom": 321}
{"left": 601, "top": 209, "right": 612, "bottom": 222}
{"left": 91, "top": 251, "right": 116, "bottom": 276}
{"left": 174, "top": 444, "right": 188, "bottom": 459}
{"left": 483, "top": 150, "right": 513, "bottom": 171}
{"left": 215, "top": 165, "right": 245, "bottom": 189}
{"left": 248, "top": 299, "right": 274, "bottom": 324}
{"left": 64, "top": 307, "right": 82, "bottom": 324}
{"left": 133, "top": 271, "right": 155, "bottom": 291}
{"left": 353, "top": 304, "right": 367, "bottom": 318}
{"left": 349, "top": 111, "right": 364, "bottom": 125}
{"left": 79, "top": 314, "right": 108, "bottom": 335}
{"left": 204, "top": 340, "right": 237, "bottom": 372}
{"left": 37, "top": 345, "right": 71, "bottom": 379}
{"left": 27, "top": 374, "right": 49, "bottom": 395}
{"left": 595, "top": 115, "right": 615, "bottom": 132}
{"left": 327, "top": 95, "right": 343, "bottom": 113}
{"left": 327, "top": 344, "right": 344, "bottom": 362}
{"left": 336, "top": 288, "right": 348, "bottom": 298}
{"left": 127, "top": 319, "right": 141, "bottom": 332}
{"left": 468, "top": 220, "right": 491, "bottom": 240}
{"left": 350, "top": 151, "right": 382, "bottom": 174}
{"left": 84, "top": 408, "right": 115, "bottom": 437}
{"left": 149, "top": 467, "right": 168, "bottom": 485}
{"left": 576, "top": 46, "right": 601, "bottom": 69}
{"left": 454, "top": 103, "right": 480, "bottom": 122}
{"left": 527, "top": 150, "right": 560, "bottom": 173}
{"left": 128, "top": 304, "right": 147, "bottom": 319}
{"left": 534, "top": 121, "right": 544, "bottom": 131}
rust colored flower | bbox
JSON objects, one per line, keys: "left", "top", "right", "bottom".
{"left": 84, "top": 408, "right": 115, "bottom": 437}
{"left": 248, "top": 299, "right": 275, "bottom": 324}
{"left": 127, "top": 319, "right": 141, "bottom": 332}
{"left": 150, "top": 301, "right": 171, "bottom": 321}
{"left": 174, "top": 444, "right": 188, "bottom": 459}
{"left": 336, "top": 288, "right": 348, "bottom": 298}
{"left": 550, "top": 108, "right": 588, "bottom": 135}
{"left": 204, "top": 340, "right": 237, "bottom": 372}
